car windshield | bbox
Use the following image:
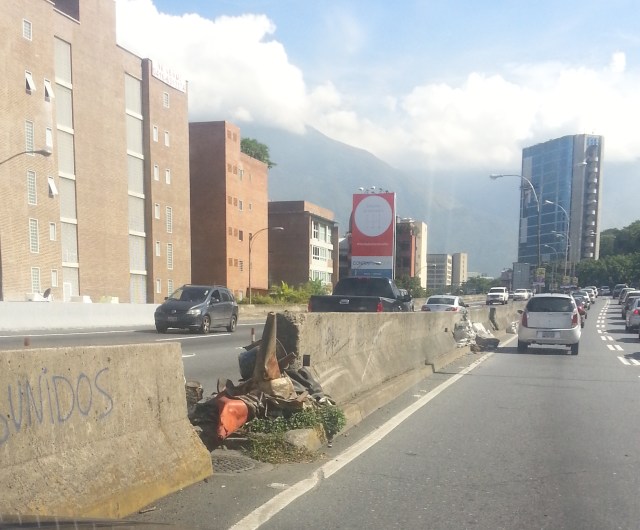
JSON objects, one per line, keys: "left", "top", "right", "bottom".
{"left": 169, "top": 286, "right": 209, "bottom": 303}
{"left": 527, "top": 297, "right": 574, "bottom": 313}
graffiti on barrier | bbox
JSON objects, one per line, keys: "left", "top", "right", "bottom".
{"left": 0, "top": 367, "right": 113, "bottom": 446}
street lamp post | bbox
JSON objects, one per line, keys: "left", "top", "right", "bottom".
{"left": 248, "top": 226, "right": 283, "bottom": 304}
{"left": 545, "top": 199, "right": 570, "bottom": 279}
{"left": 490, "top": 174, "right": 541, "bottom": 270}
{"left": 0, "top": 148, "right": 52, "bottom": 167}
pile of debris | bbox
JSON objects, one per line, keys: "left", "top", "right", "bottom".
{"left": 453, "top": 314, "right": 500, "bottom": 352}
{"left": 187, "top": 312, "right": 334, "bottom": 450}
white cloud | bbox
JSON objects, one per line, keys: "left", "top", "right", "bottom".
{"left": 116, "top": 1, "right": 640, "bottom": 171}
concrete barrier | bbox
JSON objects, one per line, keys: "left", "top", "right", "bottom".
{"left": 276, "top": 303, "right": 523, "bottom": 406}
{"left": 0, "top": 343, "right": 212, "bottom": 518}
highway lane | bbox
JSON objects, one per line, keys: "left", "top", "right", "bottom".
{"left": 0, "top": 320, "right": 267, "bottom": 393}
{"left": 240, "top": 297, "right": 640, "bottom": 530}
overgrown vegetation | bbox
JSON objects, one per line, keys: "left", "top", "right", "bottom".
{"left": 242, "top": 280, "right": 331, "bottom": 304}
{"left": 240, "top": 137, "right": 276, "bottom": 169}
{"left": 241, "top": 406, "right": 347, "bottom": 463}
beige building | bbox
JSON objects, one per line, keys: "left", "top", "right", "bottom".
{"left": 427, "top": 254, "right": 452, "bottom": 291}
{"left": 451, "top": 252, "right": 468, "bottom": 287}
{"left": 0, "top": 0, "right": 191, "bottom": 302}
{"left": 189, "top": 121, "right": 270, "bottom": 301}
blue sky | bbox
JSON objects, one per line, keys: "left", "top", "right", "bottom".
{"left": 116, "top": 0, "right": 640, "bottom": 241}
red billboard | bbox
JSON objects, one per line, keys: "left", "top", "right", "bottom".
{"left": 351, "top": 192, "right": 396, "bottom": 277}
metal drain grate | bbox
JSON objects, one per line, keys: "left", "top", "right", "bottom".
{"left": 212, "top": 453, "right": 257, "bottom": 474}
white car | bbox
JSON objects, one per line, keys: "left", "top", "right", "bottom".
{"left": 486, "top": 287, "right": 509, "bottom": 305}
{"left": 625, "top": 298, "right": 640, "bottom": 332}
{"left": 517, "top": 293, "right": 581, "bottom": 354}
{"left": 421, "top": 295, "right": 467, "bottom": 312}
{"left": 513, "top": 289, "right": 531, "bottom": 301}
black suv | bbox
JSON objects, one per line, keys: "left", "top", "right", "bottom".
{"left": 154, "top": 284, "right": 238, "bottom": 334}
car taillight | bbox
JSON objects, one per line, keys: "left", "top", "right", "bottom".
{"left": 376, "top": 301, "right": 383, "bottom": 312}
{"left": 446, "top": 307, "right": 457, "bottom": 311}
{"left": 571, "top": 311, "right": 579, "bottom": 328}
{"left": 521, "top": 311, "right": 529, "bottom": 327}
{"left": 634, "top": 309, "right": 640, "bottom": 315}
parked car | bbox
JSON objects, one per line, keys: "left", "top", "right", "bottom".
{"left": 154, "top": 284, "right": 239, "bottom": 334}
{"left": 621, "top": 292, "right": 640, "bottom": 319}
{"left": 625, "top": 298, "right": 640, "bottom": 332}
{"left": 421, "top": 295, "right": 467, "bottom": 312}
{"left": 513, "top": 289, "right": 532, "bottom": 301}
{"left": 517, "top": 293, "right": 581, "bottom": 354}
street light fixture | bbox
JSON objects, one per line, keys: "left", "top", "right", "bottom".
{"left": 490, "top": 174, "right": 541, "bottom": 269}
{"left": 545, "top": 199, "right": 570, "bottom": 279}
{"left": 0, "top": 148, "right": 52, "bottom": 167}
{"left": 248, "top": 226, "right": 283, "bottom": 304}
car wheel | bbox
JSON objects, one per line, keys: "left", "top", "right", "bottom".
{"left": 570, "top": 343, "right": 579, "bottom": 355}
{"left": 227, "top": 314, "right": 237, "bottom": 333}
{"left": 517, "top": 340, "right": 528, "bottom": 353}
{"left": 200, "top": 315, "right": 211, "bottom": 334}
{"left": 156, "top": 324, "right": 167, "bottom": 334}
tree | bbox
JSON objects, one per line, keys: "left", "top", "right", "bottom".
{"left": 240, "top": 138, "right": 276, "bottom": 169}
{"left": 395, "top": 275, "right": 426, "bottom": 298}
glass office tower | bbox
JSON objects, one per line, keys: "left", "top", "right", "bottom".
{"left": 518, "top": 135, "right": 603, "bottom": 274}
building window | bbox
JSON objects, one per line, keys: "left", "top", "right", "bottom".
{"left": 25, "top": 71, "right": 36, "bottom": 93}
{"left": 228, "top": 195, "right": 232, "bottom": 205}
{"left": 239, "top": 230, "right": 244, "bottom": 241}
{"left": 239, "top": 260, "right": 244, "bottom": 272}
{"left": 165, "top": 168, "right": 171, "bottom": 184}
{"left": 167, "top": 243, "right": 173, "bottom": 270}
{"left": 156, "top": 278, "right": 162, "bottom": 294}
{"left": 167, "top": 279, "right": 174, "bottom": 295}
{"left": 163, "top": 92, "right": 170, "bottom": 108}
{"left": 312, "top": 221, "right": 319, "bottom": 239}
{"left": 51, "top": 269, "right": 58, "bottom": 288}
{"left": 249, "top": 203, "right": 252, "bottom": 211}
{"left": 45, "top": 127, "right": 53, "bottom": 149}
{"left": 228, "top": 226, "right": 233, "bottom": 236}
{"left": 25, "top": 121, "right": 34, "bottom": 152}
{"left": 29, "top": 218, "right": 39, "bottom": 253}
{"left": 233, "top": 197, "right": 238, "bottom": 206}
{"left": 49, "top": 222, "right": 56, "bottom": 241}
{"left": 238, "top": 200, "right": 244, "bottom": 211}
{"left": 228, "top": 258, "right": 233, "bottom": 267}
{"left": 154, "top": 164, "right": 159, "bottom": 181}
{"left": 31, "top": 267, "right": 41, "bottom": 293}
{"left": 23, "top": 19, "right": 32, "bottom": 40}
{"left": 166, "top": 206, "right": 173, "bottom": 233}
{"left": 164, "top": 131, "right": 170, "bottom": 146}
{"left": 44, "top": 79, "right": 54, "bottom": 101}
{"left": 154, "top": 203, "right": 160, "bottom": 219}
{"left": 155, "top": 241, "right": 161, "bottom": 256}
{"left": 152, "top": 126, "right": 158, "bottom": 142}
{"left": 239, "top": 169, "right": 244, "bottom": 179}
{"left": 27, "top": 171, "right": 37, "bottom": 205}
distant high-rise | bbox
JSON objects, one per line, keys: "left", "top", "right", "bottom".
{"left": 518, "top": 135, "right": 603, "bottom": 274}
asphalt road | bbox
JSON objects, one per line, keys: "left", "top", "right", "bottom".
{"left": 130, "top": 296, "right": 640, "bottom": 530}
{"left": 0, "top": 320, "right": 266, "bottom": 393}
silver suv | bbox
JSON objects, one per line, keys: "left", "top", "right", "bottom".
{"left": 517, "top": 294, "right": 581, "bottom": 354}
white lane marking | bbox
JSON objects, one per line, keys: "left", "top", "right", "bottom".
{"left": 607, "top": 336, "right": 614, "bottom": 341}
{"left": 630, "top": 359, "right": 640, "bottom": 365}
{"left": 607, "top": 345, "right": 615, "bottom": 351}
{"left": 601, "top": 336, "right": 608, "bottom": 341}
{"left": 615, "top": 345, "right": 624, "bottom": 352}
{"left": 229, "top": 351, "right": 496, "bottom": 530}
{"left": 619, "top": 356, "right": 631, "bottom": 365}
{"left": 598, "top": 330, "right": 602, "bottom": 334}
{"left": 155, "top": 333, "right": 231, "bottom": 342}
{"left": 0, "top": 329, "right": 137, "bottom": 338}
{"left": 181, "top": 353, "right": 196, "bottom": 358}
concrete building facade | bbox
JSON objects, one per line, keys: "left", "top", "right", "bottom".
{"left": 189, "top": 121, "right": 270, "bottom": 300}
{"left": 451, "top": 252, "right": 468, "bottom": 287}
{"left": 268, "top": 201, "right": 339, "bottom": 289}
{"left": 0, "top": 0, "right": 191, "bottom": 302}
{"left": 395, "top": 219, "right": 428, "bottom": 290}
{"left": 427, "top": 253, "right": 452, "bottom": 291}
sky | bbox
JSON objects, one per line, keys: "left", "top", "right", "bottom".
{"left": 115, "top": 0, "right": 640, "bottom": 208}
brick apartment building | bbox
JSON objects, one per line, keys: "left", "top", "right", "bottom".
{"left": 395, "top": 219, "right": 428, "bottom": 290}
{"left": 0, "top": 0, "right": 191, "bottom": 302}
{"left": 189, "top": 121, "right": 271, "bottom": 300}
{"left": 268, "top": 201, "right": 339, "bottom": 288}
